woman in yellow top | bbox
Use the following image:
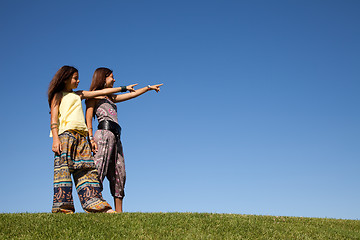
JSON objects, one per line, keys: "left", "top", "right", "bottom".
{"left": 48, "top": 65, "right": 137, "bottom": 213}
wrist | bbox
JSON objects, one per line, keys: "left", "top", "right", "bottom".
{"left": 120, "top": 86, "right": 127, "bottom": 92}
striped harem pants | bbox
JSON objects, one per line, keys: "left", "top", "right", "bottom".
{"left": 52, "top": 130, "right": 111, "bottom": 213}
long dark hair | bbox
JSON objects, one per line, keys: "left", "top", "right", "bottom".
{"left": 89, "top": 67, "right": 113, "bottom": 91}
{"left": 47, "top": 66, "right": 78, "bottom": 108}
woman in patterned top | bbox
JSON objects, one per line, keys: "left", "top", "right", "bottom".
{"left": 85, "top": 67, "right": 162, "bottom": 212}
{"left": 48, "top": 65, "right": 137, "bottom": 213}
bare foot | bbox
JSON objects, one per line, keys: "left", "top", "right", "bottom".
{"left": 104, "top": 209, "right": 117, "bottom": 213}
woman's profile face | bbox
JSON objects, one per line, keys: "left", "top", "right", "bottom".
{"left": 65, "top": 72, "right": 79, "bottom": 90}
{"left": 105, "top": 73, "right": 115, "bottom": 88}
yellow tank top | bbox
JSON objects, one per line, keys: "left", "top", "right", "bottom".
{"left": 50, "top": 91, "right": 88, "bottom": 137}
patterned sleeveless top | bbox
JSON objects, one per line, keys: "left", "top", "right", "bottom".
{"left": 94, "top": 97, "right": 119, "bottom": 124}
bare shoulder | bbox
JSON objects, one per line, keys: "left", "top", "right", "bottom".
{"left": 85, "top": 98, "right": 97, "bottom": 106}
{"left": 50, "top": 92, "right": 63, "bottom": 108}
{"left": 53, "top": 91, "right": 63, "bottom": 102}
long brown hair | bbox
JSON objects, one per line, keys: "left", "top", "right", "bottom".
{"left": 47, "top": 66, "right": 78, "bottom": 108}
{"left": 89, "top": 67, "right": 113, "bottom": 91}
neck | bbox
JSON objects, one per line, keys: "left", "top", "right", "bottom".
{"left": 63, "top": 87, "right": 73, "bottom": 92}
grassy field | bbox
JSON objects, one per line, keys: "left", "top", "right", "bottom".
{"left": 0, "top": 212, "right": 359, "bottom": 239}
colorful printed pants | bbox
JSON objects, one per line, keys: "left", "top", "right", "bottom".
{"left": 94, "top": 129, "right": 126, "bottom": 199}
{"left": 52, "top": 130, "right": 112, "bottom": 213}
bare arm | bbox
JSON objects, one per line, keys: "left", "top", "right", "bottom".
{"left": 85, "top": 99, "right": 98, "bottom": 153}
{"left": 76, "top": 86, "right": 136, "bottom": 100}
{"left": 112, "top": 84, "right": 163, "bottom": 103}
{"left": 50, "top": 92, "right": 62, "bottom": 155}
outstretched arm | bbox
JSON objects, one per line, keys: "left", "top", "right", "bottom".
{"left": 112, "top": 84, "right": 163, "bottom": 103}
{"left": 76, "top": 84, "right": 138, "bottom": 99}
{"left": 50, "top": 92, "right": 62, "bottom": 155}
{"left": 85, "top": 99, "right": 98, "bottom": 153}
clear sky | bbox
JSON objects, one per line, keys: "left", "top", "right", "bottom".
{"left": 0, "top": 0, "right": 359, "bottom": 219}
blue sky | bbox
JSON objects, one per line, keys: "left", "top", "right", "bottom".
{"left": 0, "top": 0, "right": 359, "bottom": 219}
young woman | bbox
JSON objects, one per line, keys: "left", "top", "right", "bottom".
{"left": 48, "top": 65, "right": 137, "bottom": 213}
{"left": 86, "top": 67, "right": 162, "bottom": 212}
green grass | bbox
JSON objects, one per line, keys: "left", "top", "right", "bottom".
{"left": 0, "top": 212, "right": 359, "bottom": 239}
